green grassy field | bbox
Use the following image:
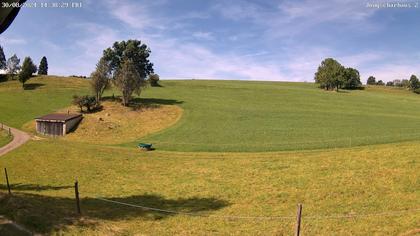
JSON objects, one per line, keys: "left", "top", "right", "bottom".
{"left": 0, "top": 129, "right": 12, "bottom": 147}
{"left": 139, "top": 80, "right": 420, "bottom": 152}
{"left": 0, "top": 76, "right": 419, "bottom": 235}
{"left": 3, "top": 77, "right": 420, "bottom": 152}
{"left": 0, "top": 140, "right": 419, "bottom": 235}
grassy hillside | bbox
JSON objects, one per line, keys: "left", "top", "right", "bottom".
{"left": 0, "top": 77, "right": 418, "bottom": 234}
{"left": 2, "top": 77, "right": 420, "bottom": 152}
{"left": 137, "top": 80, "right": 420, "bottom": 152}
{"left": 0, "top": 76, "right": 89, "bottom": 128}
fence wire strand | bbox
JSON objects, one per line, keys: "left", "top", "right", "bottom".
{"left": 95, "top": 197, "right": 420, "bottom": 221}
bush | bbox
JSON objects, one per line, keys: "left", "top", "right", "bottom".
{"left": 414, "top": 88, "right": 420, "bottom": 94}
{"left": 149, "top": 74, "right": 160, "bottom": 87}
{"left": 367, "top": 76, "right": 376, "bottom": 85}
{"left": 376, "top": 80, "right": 385, "bottom": 86}
{"left": 72, "top": 95, "right": 97, "bottom": 112}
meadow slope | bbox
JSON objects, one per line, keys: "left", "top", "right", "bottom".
{"left": 0, "top": 76, "right": 418, "bottom": 235}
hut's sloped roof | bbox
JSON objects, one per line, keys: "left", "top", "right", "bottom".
{"left": 36, "top": 113, "right": 82, "bottom": 122}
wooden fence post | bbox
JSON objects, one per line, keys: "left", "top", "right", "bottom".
{"left": 4, "top": 168, "right": 11, "bottom": 195}
{"left": 74, "top": 180, "right": 81, "bottom": 215}
{"left": 295, "top": 204, "right": 302, "bottom": 236}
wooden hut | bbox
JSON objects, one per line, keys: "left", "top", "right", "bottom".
{"left": 35, "top": 113, "right": 82, "bottom": 136}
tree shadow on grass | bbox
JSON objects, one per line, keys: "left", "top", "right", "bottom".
{"left": 23, "top": 83, "right": 45, "bottom": 90}
{"left": 0, "top": 184, "right": 73, "bottom": 192}
{"left": 102, "top": 96, "right": 184, "bottom": 110}
{"left": 0, "top": 191, "right": 229, "bottom": 234}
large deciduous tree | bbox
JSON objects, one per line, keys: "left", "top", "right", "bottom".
{"left": 18, "top": 56, "right": 37, "bottom": 88}
{"left": 342, "top": 67, "right": 362, "bottom": 89}
{"left": 38, "top": 56, "right": 48, "bottom": 75}
{"left": 102, "top": 40, "right": 154, "bottom": 79}
{"left": 314, "top": 58, "right": 345, "bottom": 91}
{"left": 409, "top": 75, "right": 419, "bottom": 90}
{"left": 90, "top": 57, "right": 111, "bottom": 104}
{"left": 115, "top": 58, "right": 148, "bottom": 106}
{"left": 102, "top": 40, "right": 154, "bottom": 106}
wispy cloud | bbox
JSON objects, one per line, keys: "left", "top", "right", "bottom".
{"left": 0, "top": 36, "right": 26, "bottom": 46}
{"left": 5, "top": 0, "right": 417, "bottom": 82}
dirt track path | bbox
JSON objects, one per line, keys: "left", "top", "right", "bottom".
{"left": 0, "top": 126, "right": 33, "bottom": 235}
{"left": 0, "top": 124, "right": 31, "bottom": 156}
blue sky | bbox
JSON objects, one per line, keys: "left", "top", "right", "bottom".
{"left": 1, "top": 0, "right": 420, "bottom": 82}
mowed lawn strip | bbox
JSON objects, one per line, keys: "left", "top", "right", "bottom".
{"left": 0, "top": 140, "right": 418, "bottom": 235}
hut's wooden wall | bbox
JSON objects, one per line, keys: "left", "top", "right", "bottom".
{"left": 36, "top": 121, "right": 64, "bottom": 136}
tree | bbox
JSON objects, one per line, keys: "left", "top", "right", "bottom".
{"left": 72, "top": 95, "right": 96, "bottom": 112}
{"left": 386, "top": 81, "right": 394, "bottom": 86}
{"left": 90, "top": 57, "right": 111, "bottom": 103}
{"left": 314, "top": 58, "right": 345, "bottom": 91}
{"left": 376, "top": 80, "right": 385, "bottom": 86}
{"left": 38, "top": 56, "right": 48, "bottom": 75}
{"left": 102, "top": 39, "right": 154, "bottom": 79}
{"left": 148, "top": 73, "right": 160, "bottom": 86}
{"left": 409, "top": 75, "right": 420, "bottom": 90}
{"left": 342, "top": 67, "right": 362, "bottom": 89}
{"left": 6, "top": 54, "right": 20, "bottom": 75}
{"left": 18, "top": 57, "right": 37, "bottom": 88}
{"left": 366, "top": 76, "right": 376, "bottom": 85}
{"left": 115, "top": 58, "right": 147, "bottom": 106}
{"left": 0, "top": 45, "right": 6, "bottom": 70}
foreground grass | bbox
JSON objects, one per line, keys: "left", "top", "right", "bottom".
{"left": 0, "top": 140, "right": 418, "bottom": 235}
{"left": 0, "top": 130, "right": 12, "bottom": 147}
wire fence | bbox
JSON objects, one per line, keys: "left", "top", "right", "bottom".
{"left": 1, "top": 172, "right": 419, "bottom": 236}
{"left": 95, "top": 197, "right": 420, "bottom": 221}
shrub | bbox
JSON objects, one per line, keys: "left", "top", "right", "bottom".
{"left": 72, "top": 95, "right": 97, "bottom": 112}
{"left": 414, "top": 88, "right": 420, "bottom": 94}
{"left": 366, "top": 76, "right": 376, "bottom": 85}
{"left": 376, "top": 80, "right": 385, "bottom": 86}
{"left": 149, "top": 73, "right": 160, "bottom": 87}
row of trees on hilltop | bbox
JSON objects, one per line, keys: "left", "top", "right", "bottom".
{"left": 74, "top": 39, "right": 160, "bottom": 111}
{"left": 366, "top": 74, "right": 420, "bottom": 93}
{"left": 0, "top": 45, "right": 48, "bottom": 88}
{"left": 314, "top": 58, "right": 362, "bottom": 91}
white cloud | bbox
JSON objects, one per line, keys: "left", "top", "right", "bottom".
{"left": 44, "top": 0, "right": 418, "bottom": 83}
{"left": 0, "top": 36, "right": 26, "bottom": 46}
